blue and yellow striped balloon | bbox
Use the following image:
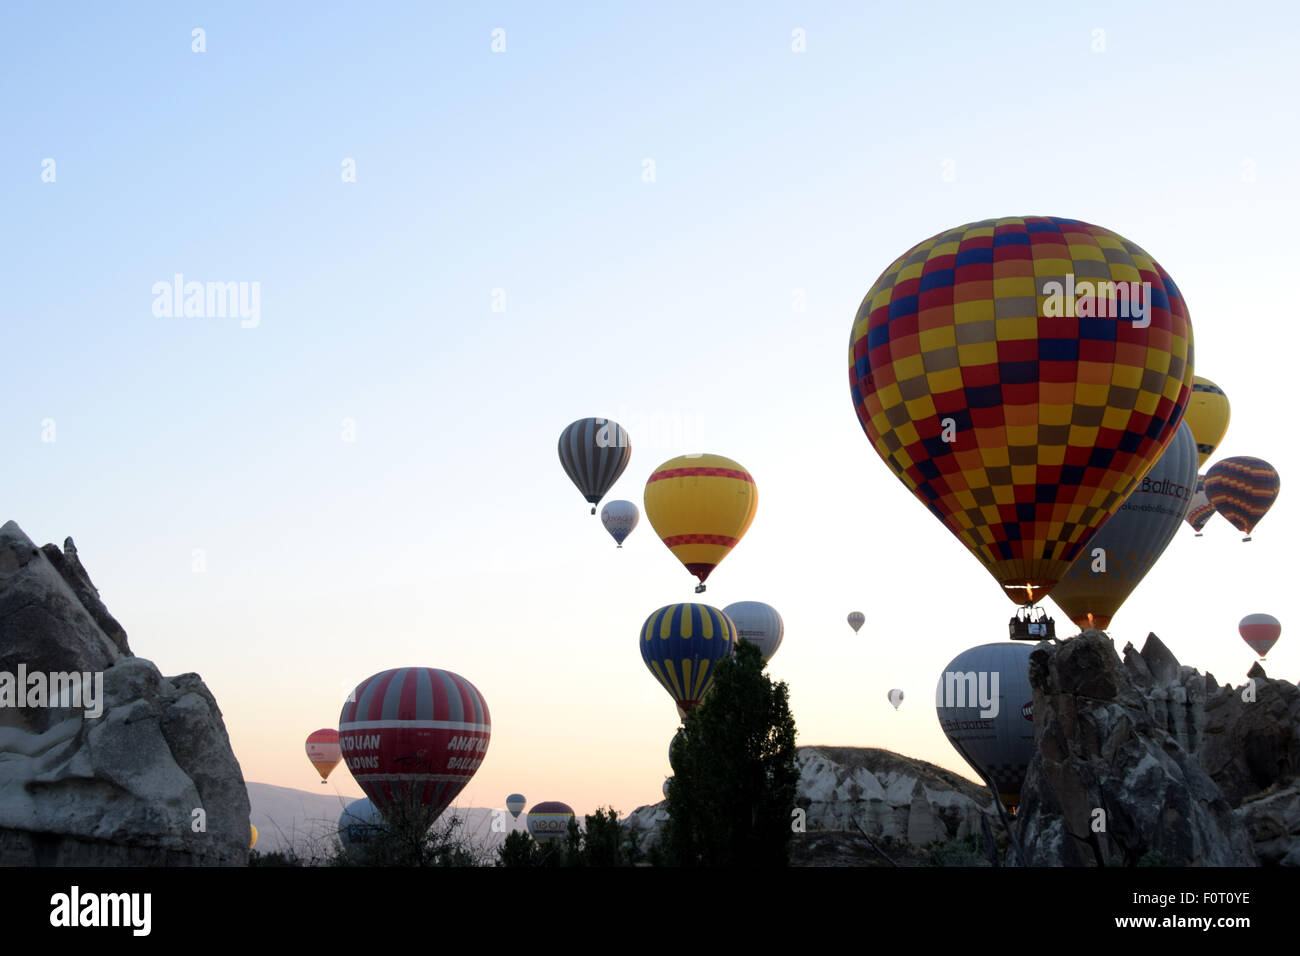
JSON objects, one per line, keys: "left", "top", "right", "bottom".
{"left": 640, "top": 604, "right": 736, "bottom": 717}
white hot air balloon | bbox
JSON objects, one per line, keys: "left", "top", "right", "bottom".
{"left": 723, "top": 601, "right": 784, "bottom": 662}
{"left": 506, "top": 794, "right": 526, "bottom": 819}
{"left": 888, "top": 688, "right": 904, "bottom": 710}
{"left": 847, "top": 611, "right": 865, "bottom": 634}
{"left": 600, "top": 499, "right": 639, "bottom": 548}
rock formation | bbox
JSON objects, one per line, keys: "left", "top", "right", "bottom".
{"left": 0, "top": 521, "right": 249, "bottom": 865}
{"left": 624, "top": 745, "right": 995, "bottom": 857}
{"left": 1016, "top": 630, "right": 1258, "bottom": 866}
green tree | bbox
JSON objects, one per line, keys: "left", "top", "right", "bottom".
{"left": 496, "top": 830, "right": 540, "bottom": 867}
{"left": 660, "top": 639, "right": 798, "bottom": 866}
{"left": 579, "top": 807, "right": 632, "bottom": 866}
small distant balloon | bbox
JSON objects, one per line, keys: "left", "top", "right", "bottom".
{"left": 888, "top": 688, "right": 904, "bottom": 710}
{"left": 527, "top": 802, "right": 575, "bottom": 844}
{"left": 600, "top": 500, "right": 639, "bottom": 547}
{"left": 249, "top": 823, "right": 258, "bottom": 850}
{"left": 847, "top": 612, "right": 865, "bottom": 634}
{"left": 506, "top": 794, "right": 526, "bottom": 819}
{"left": 305, "top": 728, "right": 341, "bottom": 784}
{"left": 1239, "top": 613, "right": 1281, "bottom": 659}
{"left": 338, "top": 797, "right": 384, "bottom": 854}
{"left": 1185, "top": 376, "right": 1231, "bottom": 467}
{"left": 1186, "top": 476, "right": 1215, "bottom": 535}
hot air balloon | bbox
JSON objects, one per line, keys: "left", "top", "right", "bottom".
{"left": 338, "top": 668, "right": 491, "bottom": 825}
{"left": 722, "top": 601, "right": 784, "bottom": 662}
{"left": 850, "top": 217, "right": 1193, "bottom": 609}
{"left": 527, "top": 802, "right": 575, "bottom": 844}
{"left": 640, "top": 603, "right": 736, "bottom": 717}
{"left": 644, "top": 454, "right": 757, "bottom": 592}
{"left": 847, "top": 611, "right": 865, "bottom": 633}
{"left": 936, "top": 642, "right": 1036, "bottom": 811}
{"left": 600, "top": 500, "right": 639, "bottom": 547}
{"left": 888, "top": 688, "right": 904, "bottom": 710}
{"left": 1185, "top": 376, "right": 1230, "bottom": 467}
{"left": 338, "top": 797, "right": 384, "bottom": 853}
{"left": 1239, "top": 613, "right": 1281, "bottom": 659}
{"left": 1186, "top": 476, "right": 1216, "bottom": 535}
{"left": 1204, "top": 457, "right": 1280, "bottom": 541}
{"left": 1049, "top": 420, "right": 1197, "bottom": 631}
{"left": 506, "top": 794, "right": 526, "bottom": 819}
{"left": 305, "top": 728, "right": 342, "bottom": 784}
{"left": 249, "top": 824, "right": 258, "bottom": 850}
{"left": 558, "top": 418, "right": 631, "bottom": 514}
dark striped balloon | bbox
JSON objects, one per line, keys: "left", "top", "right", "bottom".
{"left": 1204, "top": 456, "right": 1280, "bottom": 540}
{"left": 338, "top": 668, "right": 491, "bottom": 824}
{"left": 1186, "top": 476, "right": 1215, "bottom": 534}
{"left": 640, "top": 603, "right": 736, "bottom": 716}
{"left": 558, "top": 418, "right": 631, "bottom": 514}
{"left": 526, "top": 801, "right": 575, "bottom": 844}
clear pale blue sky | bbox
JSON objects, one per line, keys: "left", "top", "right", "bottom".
{"left": 3, "top": 1, "right": 1296, "bottom": 816}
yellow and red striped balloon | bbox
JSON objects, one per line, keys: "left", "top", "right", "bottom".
{"left": 644, "top": 454, "right": 757, "bottom": 590}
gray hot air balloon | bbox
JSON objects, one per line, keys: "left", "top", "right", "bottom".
{"left": 558, "top": 418, "right": 631, "bottom": 514}
{"left": 935, "top": 642, "right": 1036, "bottom": 810}
{"left": 506, "top": 794, "right": 526, "bottom": 819}
{"left": 847, "top": 611, "right": 865, "bottom": 633}
{"left": 1048, "top": 420, "right": 1198, "bottom": 632}
{"left": 722, "top": 601, "right": 784, "bottom": 662}
{"left": 888, "top": 688, "right": 904, "bottom": 710}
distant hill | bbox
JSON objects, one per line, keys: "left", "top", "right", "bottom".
{"left": 246, "top": 782, "right": 511, "bottom": 861}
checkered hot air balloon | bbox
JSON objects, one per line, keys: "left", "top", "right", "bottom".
{"left": 338, "top": 668, "right": 490, "bottom": 826}
{"left": 849, "top": 217, "right": 1194, "bottom": 606}
{"left": 640, "top": 603, "right": 736, "bottom": 717}
{"left": 1204, "top": 456, "right": 1280, "bottom": 541}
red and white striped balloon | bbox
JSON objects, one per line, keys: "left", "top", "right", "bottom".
{"left": 338, "top": 668, "right": 491, "bottom": 822}
{"left": 1239, "top": 614, "right": 1281, "bottom": 659}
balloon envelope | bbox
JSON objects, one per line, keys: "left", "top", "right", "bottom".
{"left": 338, "top": 797, "right": 384, "bottom": 853}
{"left": 1049, "top": 420, "right": 1197, "bottom": 630}
{"left": 338, "top": 668, "right": 491, "bottom": 824}
{"left": 640, "top": 603, "right": 736, "bottom": 716}
{"left": 847, "top": 612, "right": 865, "bottom": 633}
{"left": 1186, "top": 476, "right": 1215, "bottom": 534}
{"left": 249, "top": 823, "right": 258, "bottom": 849}
{"left": 850, "top": 216, "right": 1193, "bottom": 606}
{"left": 1204, "top": 457, "right": 1280, "bottom": 538}
{"left": 506, "top": 794, "right": 526, "bottom": 819}
{"left": 722, "top": 601, "right": 784, "bottom": 662}
{"left": 1239, "top": 613, "right": 1281, "bottom": 658}
{"left": 1185, "top": 376, "right": 1230, "bottom": 467}
{"left": 936, "top": 642, "right": 1037, "bottom": 809}
{"left": 888, "top": 688, "right": 904, "bottom": 710}
{"left": 305, "top": 728, "right": 342, "bottom": 783}
{"left": 558, "top": 418, "right": 631, "bottom": 514}
{"left": 600, "top": 499, "right": 639, "bottom": 547}
{"left": 527, "top": 801, "right": 574, "bottom": 844}
{"left": 644, "top": 454, "right": 757, "bottom": 588}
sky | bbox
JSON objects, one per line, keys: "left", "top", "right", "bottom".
{"left": 2, "top": 1, "right": 1297, "bottom": 821}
